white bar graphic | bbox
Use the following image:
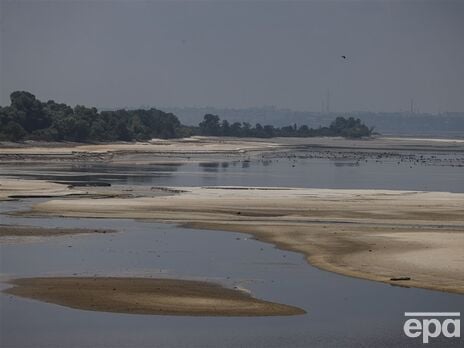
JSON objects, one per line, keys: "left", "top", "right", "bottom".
{"left": 404, "top": 312, "right": 460, "bottom": 317}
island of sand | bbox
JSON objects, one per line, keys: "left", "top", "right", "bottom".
{"left": 24, "top": 184, "right": 464, "bottom": 295}
{"left": 4, "top": 277, "right": 305, "bottom": 316}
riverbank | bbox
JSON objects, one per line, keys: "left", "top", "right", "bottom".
{"left": 0, "top": 137, "right": 280, "bottom": 164}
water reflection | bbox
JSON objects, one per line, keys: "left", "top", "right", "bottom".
{"left": 198, "top": 162, "right": 220, "bottom": 172}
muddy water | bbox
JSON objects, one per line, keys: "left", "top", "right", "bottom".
{"left": 1, "top": 154, "right": 463, "bottom": 347}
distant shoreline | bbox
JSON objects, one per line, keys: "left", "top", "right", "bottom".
{"left": 1, "top": 135, "right": 464, "bottom": 160}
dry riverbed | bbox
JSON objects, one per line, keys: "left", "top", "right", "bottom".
{"left": 2, "top": 136, "right": 463, "bottom": 165}
{"left": 2, "top": 137, "right": 463, "bottom": 318}
{"left": 0, "top": 137, "right": 281, "bottom": 164}
{"left": 0, "top": 178, "right": 306, "bottom": 316}
{"left": 19, "top": 183, "right": 464, "bottom": 295}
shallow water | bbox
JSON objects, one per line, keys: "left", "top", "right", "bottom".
{"left": 1, "top": 153, "right": 463, "bottom": 192}
{"left": 0, "top": 154, "right": 463, "bottom": 347}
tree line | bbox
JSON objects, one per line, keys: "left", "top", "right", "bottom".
{"left": 0, "top": 91, "right": 373, "bottom": 142}
{"left": 197, "top": 113, "right": 372, "bottom": 138}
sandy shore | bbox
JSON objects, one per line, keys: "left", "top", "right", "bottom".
{"left": 0, "top": 178, "right": 179, "bottom": 203}
{"left": 3, "top": 277, "right": 304, "bottom": 316}
{"left": 1, "top": 136, "right": 463, "bottom": 165}
{"left": 0, "top": 137, "right": 279, "bottom": 154}
{"left": 0, "top": 178, "right": 84, "bottom": 201}
{"left": 0, "top": 137, "right": 281, "bottom": 164}
{"left": 28, "top": 186, "right": 464, "bottom": 294}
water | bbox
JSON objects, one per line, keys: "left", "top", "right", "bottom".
{"left": 1, "top": 153, "right": 463, "bottom": 347}
{"left": 1, "top": 153, "right": 463, "bottom": 192}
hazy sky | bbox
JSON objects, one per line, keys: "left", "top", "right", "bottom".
{"left": 1, "top": 0, "right": 463, "bottom": 112}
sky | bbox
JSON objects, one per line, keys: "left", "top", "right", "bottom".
{"left": 1, "top": 0, "right": 463, "bottom": 113}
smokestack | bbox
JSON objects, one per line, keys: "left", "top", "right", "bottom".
{"left": 326, "top": 89, "right": 331, "bottom": 113}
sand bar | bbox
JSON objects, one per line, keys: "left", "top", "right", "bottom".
{"left": 0, "top": 178, "right": 178, "bottom": 202}
{"left": 3, "top": 277, "right": 305, "bottom": 316}
{"left": 0, "top": 225, "right": 113, "bottom": 240}
{"left": 0, "top": 178, "right": 83, "bottom": 200}
{"left": 0, "top": 137, "right": 279, "bottom": 157}
{"left": 28, "top": 186, "right": 464, "bottom": 294}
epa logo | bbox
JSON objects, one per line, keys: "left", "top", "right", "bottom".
{"left": 403, "top": 312, "right": 461, "bottom": 344}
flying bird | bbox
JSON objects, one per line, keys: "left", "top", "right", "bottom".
{"left": 341, "top": 55, "right": 347, "bottom": 59}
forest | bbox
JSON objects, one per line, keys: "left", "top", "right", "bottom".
{"left": 0, "top": 91, "right": 373, "bottom": 142}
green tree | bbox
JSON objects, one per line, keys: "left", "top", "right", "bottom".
{"left": 199, "top": 114, "right": 221, "bottom": 135}
{"left": 10, "top": 91, "right": 50, "bottom": 132}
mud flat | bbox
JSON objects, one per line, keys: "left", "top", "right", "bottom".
{"left": 3, "top": 277, "right": 304, "bottom": 316}
{"left": 28, "top": 186, "right": 464, "bottom": 294}
{"left": 0, "top": 225, "right": 113, "bottom": 240}
{"left": 276, "top": 136, "right": 464, "bottom": 152}
{"left": 2, "top": 136, "right": 463, "bottom": 165}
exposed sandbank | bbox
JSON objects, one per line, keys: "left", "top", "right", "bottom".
{"left": 0, "top": 137, "right": 278, "bottom": 154}
{"left": 0, "top": 137, "right": 281, "bottom": 164}
{"left": 1, "top": 136, "right": 463, "bottom": 165}
{"left": 3, "top": 277, "right": 305, "bottom": 316}
{"left": 0, "top": 225, "right": 113, "bottom": 240}
{"left": 0, "top": 178, "right": 177, "bottom": 202}
{"left": 28, "top": 186, "right": 464, "bottom": 294}
{"left": 0, "top": 178, "right": 83, "bottom": 201}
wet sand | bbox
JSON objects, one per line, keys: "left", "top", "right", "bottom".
{"left": 3, "top": 277, "right": 305, "bottom": 316}
{"left": 0, "top": 178, "right": 83, "bottom": 200}
{"left": 0, "top": 178, "right": 178, "bottom": 202}
{"left": 28, "top": 186, "right": 464, "bottom": 294}
{"left": 0, "top": 225, "right": 113, "bottom": 239}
